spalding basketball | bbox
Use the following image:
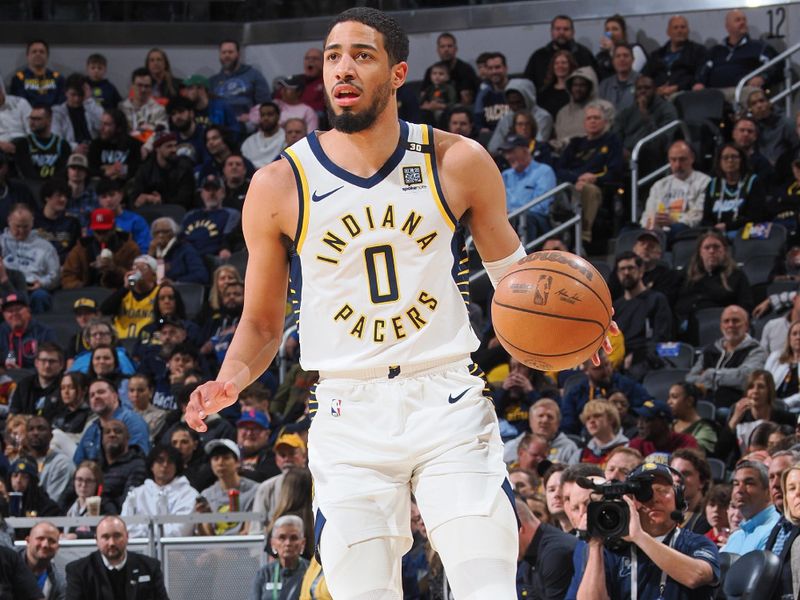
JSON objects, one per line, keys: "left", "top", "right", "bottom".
{"left": 491, "top": 250, "right": 612, "bottom": 371}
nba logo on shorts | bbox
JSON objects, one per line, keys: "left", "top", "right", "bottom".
{"left": 330, "top": 398, "right": 342, "bottom": 417}
{"left": 534, "top": 275, "right": 552, "bottom": 305}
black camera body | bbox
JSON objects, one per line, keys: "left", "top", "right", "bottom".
{"left": 577, "top": 477, "right": 654, "bottom": 545}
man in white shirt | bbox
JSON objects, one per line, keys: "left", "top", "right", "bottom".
{"left": 0, "top": 79, "right": 32, "bottom": 154}
{"left": 241, "top": 101, "right": 285, "bottom": 168}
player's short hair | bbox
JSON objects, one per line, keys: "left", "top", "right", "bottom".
{"left": 87, "top": 53, "right": 107, "bottom": 67}
{"left": 326, "top": 7, "right": 410, "bottom": 65}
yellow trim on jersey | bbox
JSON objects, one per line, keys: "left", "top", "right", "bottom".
{"left": 421, "top": 126, "right": 456, "bottom": 233}
{"left": 284, "top": 147, "right": 311, "bottom": 253}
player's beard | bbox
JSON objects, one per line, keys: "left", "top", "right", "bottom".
{"left": 325, "top": 78, "right": 392, "bottom": 134}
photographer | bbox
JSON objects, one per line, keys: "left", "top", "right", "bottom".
{"left": 568, "top": 462, "right": 719, "bottom": 600}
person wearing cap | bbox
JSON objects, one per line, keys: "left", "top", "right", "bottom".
{"left": 628, "top": 399, "right": 700, "bottom": 456}
{"left": 147, "top": 216, "right": 208, "bottom": 284}
{"left": 150, "top": 342, "right": 202, "bottom": 411}
{"left": 182, "top": 175, "right": 242, "bottom": 259}
{"left": 721, "top": 459, "right": 780, "bottom": 555}
{"left": 195, "top": 438, "right": 258, "bottom": 536}
{"left": 13, "top": 104, "right": 71, "bottom": 183}
{"left": 61, "top": 207, "right": 139, "bottom": 289}
{"left": 66, "top": 298, "right": 98, "bottom": 358}
{"left": 236, "top": 408, "right": 280, "bottom": 483}
{"left": 209, "top": 39, "right": 271, "bottom": 122}
{"left": 63, "top": 152, "right": 99, "bottom": 230}
{"left": 99, "top": 254, "right": 159, "bottom": 339}
{"left": 181, "top": 73, "right": 240, "bottom": 136}
{"left": 129, "top": 127, "right": 195, "bottom": 210}
{"left": 166, "top": 96, "right": 207, "bottom": 165}
{"left": 0, "top": 292, "right": 57, "bottom": 369}
{"left": 34, "top": 177, "right": 81, "bottom": 263}
{"left": 0, "top": 203, "right": 60, "bottom": 313}
{"left": 260, "top": 75, "right": 318, "bottom": 133}
{"left": 9, "top": 458, "right": 61, "bottom": 523}
{"left": 119, "top": 67, "right": 168, "bottom": 145}
{"left": 499, "top": 132, "right": 556, "bottom": 242}
{"left": 222, "top": 153, "right": 250, "bottom": 211}
{"left": 87, "top": 108, "right": 143, "bottom": 183}
{"left": 96, "top": 178, "right": 150, "bottom": 253}
{"left": 241, "top": 101, "right": 285, "bottom": 168}
{"left": 0, "top": 77, "right": 32, "bottom": 155}
{"left": 567, "top": 461, "right": 719, "bottom": 600}
{"left": 51, "top": 73, "right": 103, "bottom": 152}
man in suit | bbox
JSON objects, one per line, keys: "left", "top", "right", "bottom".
{"left": 65, "top": 516, "right": 169, "bottom": 600}
{"left": 764, "top": 450, "right": 800, "bottom": 599}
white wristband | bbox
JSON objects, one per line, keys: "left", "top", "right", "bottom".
{"left": 482, "top": 243, "right": 527, "bottom": 289}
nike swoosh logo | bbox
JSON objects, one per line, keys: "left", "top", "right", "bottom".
{"left": 448, "top": 389, "right": 469, "bottom": 404}
{"left": 312, "top": 186, "right": 344, "bottom": 202}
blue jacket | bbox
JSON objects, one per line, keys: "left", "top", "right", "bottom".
{"left": 113, "top": 210, "right": 152, "bottom": 254}
{"left": 209, "top": 64, "right": 271, "bottom": 117}
{"left": 73, "top": 405, "right": 151, "bottom": 464}
{"left": 195, "top": 99, "right": 241, "bottom": 140}
{"left": 69, "top": 346, "right": 137, "bottom": 376}
{"left": 182, "top": 207, "right": 241, "bottom": 256}
{"left": 561, "top": 372, "right": 652, "bottom": 434}
{"left": 164, "top": 240, "right": 209, "bottom": 284}
{"left": 697, "top": 34, "right": 780, "bottom": 89}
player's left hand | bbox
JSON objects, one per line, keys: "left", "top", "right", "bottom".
{"left": 591, "top": 309, "right": 619, "bottom": 366}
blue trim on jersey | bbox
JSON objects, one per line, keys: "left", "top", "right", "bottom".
{"left": 502, "top": 478, "right": 521, "bottom": 528}
{"left": 306, "top": 120, "right": 410, "bottom": 189}
{"left": 450, "top": 224, "right": 470, "bottom": 308}
{"left": 288, "top": 251, "right": 303, "bottom": 334}
{"left": 425, "top": 124, "right": 458, "bottom": 226}
{"left": 314, "top": 509, "right": 326, "bottom": 563}
{"left": 280, "top": 153, "right": 307, "bottom": 246}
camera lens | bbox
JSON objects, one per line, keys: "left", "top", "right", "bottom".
{"left": 597, "top": 506, "right": 621, "bottom": 531}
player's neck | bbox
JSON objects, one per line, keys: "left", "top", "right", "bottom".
{"left": 325, "top": 112, "right": 402, "bottom": 177}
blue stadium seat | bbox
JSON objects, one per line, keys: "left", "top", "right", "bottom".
{"left": 716, "top": 552, "right": 740, "bottom": 600}
{"left": 642, "top": 368, "right": 688, "bottom": 402}
{"left": 722, "top": 549, "right": 780, "bottom": 600}
{"left": 707, "top": 457, "right": 726, "bottom": 482}
{"left": 696, "top": 400, "right": 716, "bottom": 422}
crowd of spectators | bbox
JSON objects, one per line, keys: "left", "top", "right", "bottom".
{"left": 0, "top": 6, "right": 797, "bottom": 600}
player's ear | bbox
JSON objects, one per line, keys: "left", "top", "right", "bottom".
{"left": 391, "top": 61, "right": 408, "bottom": 90}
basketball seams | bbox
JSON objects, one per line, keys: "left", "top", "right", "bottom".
{"left": 494, "top": 328, "right": 605, "bottom": 359}
{"left": 492, "top": 300, "right": 608, "bottom": 329}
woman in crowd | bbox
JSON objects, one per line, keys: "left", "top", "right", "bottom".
{"left": 4, "top": 414, "right": 29, "bottom": 463}
{"left": 782, "top": 464, "right": 800, "bottom": 595}
{"left": 136, "top": 283, "right": 203, "bottom": 353}
{"left": 578, "top": 399, "right": 628, "bottom": 464}
{"left": 251, "top": 514, "right": 309, "bottom": 600}
{"left": 537, "top": 50, "right": 578, "bottom": 120}
{"left": 70, "top": 317, "right": 136, "bottom": 375}
{"left": 703, "top": 483, "right": 732, "bottom": 547}
{"left": 199, "top": 264, "right": 243, "bottom": 324}
{"left": 729, "top": 370, "right": 794, "bottom": 453}
{"left": 128, "top": 373, "right": 168, "bottom": 444}
{"left": 542, "top": 464, "right": 570, "bottom": 532}
{"left": 595, "top": 14, "right": 647, "bottom": 79}
{"left": 145, "top": 48, "right": 177, "bottom": 101}
{"left": 670, "top": 448, "right": 711, "bottom": 534}
{"left": 701, "top": 143, "right": 767, "bottom": 235}
{"left": 267, "top": 468, "right": 315, "bottom": 560}
{"left": 766, "top": 320, "right": 800, "bottom": 411}
{"left": 62, "top": 461, "right": 116, "bottom": 538}
{"left": 88, "top": 344, "right": 130, "bottom": 404}
{"left": 607, "top": 390, "right": 638, "bottom": 439}
{"left": 51, "top": 371, "right": 92, "bottom": 457}
{"left": 667, "top": 382, "right": 718, "bottom": 455}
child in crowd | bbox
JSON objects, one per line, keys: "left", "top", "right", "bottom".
{"left": 419, "top": 61, "right": 457, "bottom": 126}
{"left": 85, "top": 53, "right": 122, "bottom": 109}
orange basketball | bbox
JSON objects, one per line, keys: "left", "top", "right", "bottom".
{"left": 491, "top": 250, "right": 612, "bottom": 371}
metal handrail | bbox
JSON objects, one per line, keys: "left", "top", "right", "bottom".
{"left": 734, "top": 40, "right": 800, "bottom": 115}
{"left": 630, "top": 120, "right": 689, "bottom": 223}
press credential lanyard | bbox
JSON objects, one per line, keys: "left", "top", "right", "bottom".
{"left": 631, "top": 527, "right": 681, "bottom": 600}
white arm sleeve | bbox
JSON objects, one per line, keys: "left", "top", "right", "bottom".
{"left": 482, "top": 243, "right": 527, "bottom": 289}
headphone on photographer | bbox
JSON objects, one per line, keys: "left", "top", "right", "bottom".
{"left": 666, "top": 465, "right": 688, "bottom": 523}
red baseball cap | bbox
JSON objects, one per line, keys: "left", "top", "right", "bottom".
{"left": 90, "top": 208, "right": 115, "bottom": 231}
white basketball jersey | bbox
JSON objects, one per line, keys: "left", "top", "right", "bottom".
{"left": 282, "top": 121, "right": 479, "bottom": 373}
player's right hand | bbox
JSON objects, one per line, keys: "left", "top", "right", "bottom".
{"left": 185, "top": 380, "right": 239, "bottom": 432}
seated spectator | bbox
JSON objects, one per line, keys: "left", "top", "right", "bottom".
{"left": 667, "top": 382, "right": 719, "bottom": 456}
{"left": 493, "top": 357, "right": 556, "bottom": 442}
{"left": 515, "top": 496, "right": 577, "bottom": 600}
{"left": 561, "top": 350, "right": 652, "bottom": 434}
{"left": 85, "top": 53, "right": 122, "bottom": 110}
{"left": 25, "top": 415, "right": 75, "bottom": 504}
{"left": 241, "top": 102, "right": 284, "bottom": 169}
{"left": 526, "top": 14, "right": 598, "bottom": 89}
{"left": 613, "top": 75, "right": 678, "bottom": 162}
{"left": 510, "top": 432, "right": 550, "bottom": 473}
{"left": 52, "top": 372, "right": 92, "bottom": 442}
{"left": 542, "top": 464, "right": 570, "bottom": 531}
{"left": 222, "top": 153, "right": 250, "bottom": 211}
{"left": 603, "top": 445, "right": 643, "bottom": 481}
{"left": 145, "top": 48, "right": 177, "bottom": 103}
{"left": 66, "top": 153, "right": 98, "bottom": 230}
{"left": 594, "top": 14, "right": 647, "bottom": 80}
{"left": 196, "top": 125, "right": 256, "bottom": 183}
{"left": 166, "top": 96, "right": 206, "bottom": 166}
{"left": 552, "top": 68, "right": 611, "bottom": 151}
{"left": 577, "top": 399, "right": 628, "bottom": 464}
{"left": 129, "top": 130, "right": 195, "bottom": 210}
{"left": 687, "top": 305, "right": 766, "bottom": 410}
{"left": 499, "top": 134, "right": 556, "bottom": 241}
{"left": 88, "top": 344, "right": 130, "bottom": 401}
{"left": 169, "top": 422, "right": 215, "bottom": 492}
{"left": 771, "top": 460, "right": 800, "bottom": 597}
{"left": 201, "top": 264, "right": 243, "bottom": 323}
{"left": 506, "top": 398, "right": 579, "bottom": 466}
{"left": 536, "top": 50, "right": 578, "bottom": 121}
{"left": 135, "top": 295, "right": 202, "bottom": 365}
{"left": 195, "top": 438, "right": 258, "bottom": 536}
{"left": 5, "top": 413, "right": 30, "bottom": 463}
{"left": 251, "top": 515, "right": 309, "bottom": 600}
{"left": 747, "top": 88, "right": 799, "bottom": 166}
{"left": 473, "top": 52, "right": 510, "bottom": 134}
{"left": 283, "top": 117, "right": 308, "bottom": 148}
{"left": 0, "top": 544, "right": 45, "bottom": 599}
{"left": 182, "top": 176, "right": 242, "bottom": 261}
{"left": 74, "top": 378, "right": 150, "bottom": 464}
{"left": 488, "top": 78, "right": 553, "bottom": 153}
{"left": 201, "top": 280, "right": 244, "bottom": 371}
{"left": 675, "top": 231, "right": 754, "bottom": 341}
{"left": 612, "top": 250, "right": 672, "bottom": 379}
{"left": 18, "top": 521, "right": 65, "bottom": 598}
{"left": 13, "top": 105, "right": 71, "bottom": 184}
{"left": 1, "top": 203, "right": 60, "bottom": 312}
{"left": 34, "top": 178, "right": 81, "bottom": 262}
{"left": 209, "top": 40, "right": 271, "bottom": 122}
{"left": 61, "top": 208, "right": 140, "bottom": 289}
{"left": 268, "top": 76, "right": 318, "bottom": 133}
{"left": 638, "top": 140, "right": 710, "bottom": 236}
{"left": 730, "top": 115, "right": 774, "bottom": 184}
{"left": 765, "top": 319, "right": 800, "bottom": 410}
{"left": 69, "top": 317, "right": 136, "bottom": 376}
{"left": 0, "top": 293, "right": 56, "bottom": 369}
{"left": 128, "top": 373, "right": 168, "bottom": 443}
{"left": 10, "top": 342, "right": 65, "bottom": 420}
{"left": 150, "top": 342, "right": 202, "bottom": 411}
{"left": 642, "top": 15, "right": 707, "bottom": 98}
{"left": 9, "top": 458, "right": 60, "bottom": 519}
{"left": 704, "top": 483, "right": 732, "bottom": 547}
{"left": 121, "top": 444, "right": 198, "bottom": 537}
{"left": 771, "top": 159, "right": 800, "bottom": 243}
{"left": 559, "top": 463, "right": 604, "bottom": 532}
{"left": 9, "top": 40, "right": 64, "bottom": 108}
{"left": 774, "top": 113, "right": 800, "bottom": 188}
{"left": 510, "top": 468, "right": 540, "bottom": 500}
{"left": 182, "top": 74, "right": 239, "bottom": 135}
{"left": 0, "top": 80, "right": 32, "bottom": 155}
{"left": 419, "top": 61, "right": 458, "bottom": 126}
{"left": 100, "top": 254, "right": 159, "bottom": 340}
{"left": 64, "top": 516, "right": 169, "bottom": 599}
{"left": 500, "top": 111, "right": 553, "bottom": 167}
{"left": 119, "top": 68, "right": 168, "bottom": 144}
{"left": 555, "top": 101, "right": 623, "bottom": 243}
{"left": 99, "top": 419, "right": 146, "bottom": 513}
{"left": 598, "top": 44, "right": 640, "bottom": 113}
{"left": 608, "top": 229, "right": 683, "bottom": 307}
{"left": 236, "top": 408, "right": 280, "bottom": 483}
{"left": 148, "top": 217, "right": 208, "bottom": 285}
{"left": 160, "top": 382, "right": 236, "bottom": 447}
{"left": 87, "top": 108, "right": 142, "bottom": 182}
{"left": 422, "top": 33, "right": 480, "bottom": 106}
{"left": 721, "top": 460, "right": 780, "bottom": 553}
{"left": 695, "top": 9, "right": 780, "bottom": 99}
{"left": 96, "top": 178, "right": 150, "bottom": 254}
{"left": 670, "top": 448, "right": 712, "bottom": 534}
{"left": 628, "top": 399, "right": 699, "bottom": 455}
{"left": 728, "top": 370, "right": 795, "bottom": 453}
{"left": 51, "top": 74, "right": 102, "bottom": 152}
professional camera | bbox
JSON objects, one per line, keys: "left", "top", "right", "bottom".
{"left": 576, "top": 477, "right": 654, "bottom": 544}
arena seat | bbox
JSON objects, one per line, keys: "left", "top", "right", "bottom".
{"left": 642, "top": 368, "right": 689, "bottom": 402}
{"left": 707, "top": 457, "right": 727, "bottom": 483}
{"left": 589, "top": 259, "right": 611, "bottom": 281}
{"left": 51, "top": 287, "right": 112, "bottom": 315}
{"left": 696, "top": 307, "right": 725, "bottom": 348}
{"left": 742, "top": 255, "right": 778, "bottom": 286}
{"left": 671, "top": 238, "right": 697, "bottom": 271}
{"left": 173, "top": 282, "right": 205, "bottom": 320}
{"left": 653, "top": 342, "right": 696, "bottom": 369}
{"left": 722, "top": 549, "right": 780, "bottom": 600}
{"left": 766, "top": 280, "right": 798, "bottom": 297}
{"left": 35, "top": 313, "right": 80, "bottom": 350}
{"left": 716, "top": 552, "right": 740, "bottom": 599}
{"left": 733, "top": 223, "right": 787, "bottom": 263}
{"left": 135, "top": 204, "right": 187, "bottom": 225}
{"left": 696, "top": 400, "right": 716, "bottom": 422}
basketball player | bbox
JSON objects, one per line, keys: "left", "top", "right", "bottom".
{"left": 186, "top": 8, "right": 613, "bottom": 599}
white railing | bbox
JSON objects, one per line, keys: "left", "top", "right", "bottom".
{"left": 734, "top": 41, "right": 800, "bottom": 116}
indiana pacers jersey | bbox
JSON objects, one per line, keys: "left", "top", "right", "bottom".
{"left": 282, "top": 120, "right": 479, "bottom": 373}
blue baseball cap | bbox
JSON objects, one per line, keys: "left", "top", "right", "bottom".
{"left": 236, "top": 409, "right": 270, "bottom": 430}
{"left": 634, "top": 400, "right": 672, "bottom": 420}
{"left": 627, "top": 461, "right": 675, "bottom": 486}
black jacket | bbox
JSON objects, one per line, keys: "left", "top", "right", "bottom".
{"left": 65, "top": 550, "right": 169, "bottom": 600}
{"left": 0, "top": 545, "right": 42, "bottom": 600}
{"left": 643, "top": 40, "right": 708, "bottom": 91}
{"left": 765, "top": 517, "right": 800, "bottom": 600}
{"left": 101, "top": 449, "right": 147, "bottom": 513}
{"left": 524, "top": 41, "right": 598, "bottom": 92}
{"left": 9, "top": 373, "right": 62, "bottom": 421}
{"left": 129, "top": 155, "right": 195, "bottom": 210}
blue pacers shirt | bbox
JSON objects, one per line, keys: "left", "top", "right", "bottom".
{"left": 566, "top": 528, "right": 720, "bottom": 600}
